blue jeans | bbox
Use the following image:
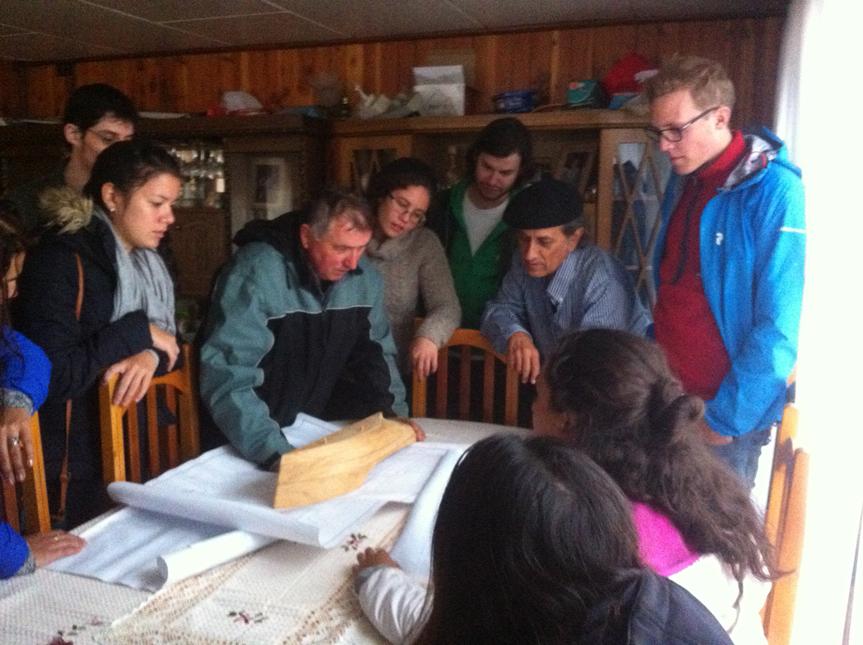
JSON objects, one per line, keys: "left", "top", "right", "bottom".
{"left": 711, "top": 426, "right": 773, "bottom": 489}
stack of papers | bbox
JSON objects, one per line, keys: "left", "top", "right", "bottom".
{"left": 50, "top": 415, "right": 453, "bottom": 591}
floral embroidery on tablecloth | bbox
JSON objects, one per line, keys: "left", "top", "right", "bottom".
{"left": 228, "top": 609, "right": 268, "bottom": 625}
{"left": 342, "top": 532, "right": 367, "bottom": 552}
{"left": 48, "top": 617, "right": 106, "bottom": 644}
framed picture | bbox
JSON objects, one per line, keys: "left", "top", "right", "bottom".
{"left": 554, "top": 143, "right": 597, "bottom": 198}
{"left": 249, "top": 156, "right": 291, "bottom": 219}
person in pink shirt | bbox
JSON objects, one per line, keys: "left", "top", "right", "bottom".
{"left": 535, "top": 328, "right": 775, "bottom": 642}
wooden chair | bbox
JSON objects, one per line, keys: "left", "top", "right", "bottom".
{"left": 0, "top": 412, "right": 51, "bottom": 534}
{"left": 411, "top": 328, "right": 520, "bottom": 427}
{"left": 99, "top": 344, "right": 200, "bottom": 484}
{"left": 762, "top": 402, "right": 810, "bottom": 645}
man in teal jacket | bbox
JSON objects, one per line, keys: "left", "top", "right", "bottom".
{"left": 645, "top": 55, "right": 805, "bottom": 487}
{"left": 200, "top": 191, "right": 408, "bottom": 468}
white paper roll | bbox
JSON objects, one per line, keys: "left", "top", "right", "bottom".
{"left": 157, "top": 530, "right": 276, "bottom": 586}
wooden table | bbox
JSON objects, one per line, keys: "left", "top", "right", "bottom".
{"left": 0, "top": 419, "right": 525, "bottom": 644}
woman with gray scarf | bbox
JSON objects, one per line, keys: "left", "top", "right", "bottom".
{"left": 14, "top": 139, "right": 182, "bottom": 526}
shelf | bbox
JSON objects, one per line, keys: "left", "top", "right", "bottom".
{"left": 138, "top": 113, "right": 327, "bottom": 139}
{"left": 330, "top": 109, "right": 649, "bottom": 137}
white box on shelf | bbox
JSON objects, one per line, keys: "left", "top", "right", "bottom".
{"left": 413, "top": 65, "right": 466, "bottom": 116}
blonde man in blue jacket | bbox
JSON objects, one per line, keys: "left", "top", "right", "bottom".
{"left": 644, "top": 55, "right": 805, "bottom": 487}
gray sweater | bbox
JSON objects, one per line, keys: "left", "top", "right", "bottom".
{"left": 366, "top": 227, "right": 461, "bottom": 375}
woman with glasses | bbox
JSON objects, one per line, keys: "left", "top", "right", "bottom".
{"left": 365, "top": 158, "right": 460, "bottom": 379}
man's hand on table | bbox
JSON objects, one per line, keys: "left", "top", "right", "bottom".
{"left": 396, "top": 418, "right": 426, "bottom": 442}
{"left": 354, "top": 547, "right": 400, "bottom": 574}
{"left": 507, "top": 332, "right": 541, "bottom": 384}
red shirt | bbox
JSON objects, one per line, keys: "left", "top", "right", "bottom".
{"left": 653, "top": 131, "right": 746, "bottom": 400}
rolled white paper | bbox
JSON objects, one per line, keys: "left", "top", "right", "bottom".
{"left": 389, "top": 447, "right": 466, "bottom": 580}
{"left": 157, "top": 530, "right": 276, "bottom": 586}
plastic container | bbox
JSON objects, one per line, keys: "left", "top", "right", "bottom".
{"left": 413, "top": 65, "right": 467, "bottom": 116}
{"left": 492, "top": 90, "right": 536, "bottom": 113}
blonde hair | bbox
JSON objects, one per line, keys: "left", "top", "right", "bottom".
{"left": 644, "top": 54, "right": 735, "bottom": 111}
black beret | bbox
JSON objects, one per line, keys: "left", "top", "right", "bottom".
{"left": 503, "top": 178, "right": 584, "bottom": 230}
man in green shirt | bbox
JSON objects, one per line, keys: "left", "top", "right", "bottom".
{"left": 427, "top": 117, "right": 533, "bottom": 328}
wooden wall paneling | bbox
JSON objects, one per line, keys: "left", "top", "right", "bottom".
{"left": 757, "top": 17, "right": 783, "bottom": 130}
{"left": 555, "top": 27, "right": 595, "bottom": 103}
{"left": 344, "top": 44, "right": 366, "bottom": 105}
{"left": 378, "top": 40, "right": 402, "bottom": 96}
{"left": 469, "top": 34, "right": 497, "bottom": 111}
{"left": 286, "top": 49, "right": 308, "bottom": 105}
{"left": 548, "top": 30, "right": 562, "bottom": 104}
{"left": 727, "top": 20, "right": 758, "bottom": 130}
{"left": 14, "top": 16, "right": 783, "bottom": 127}
{"left": 525, "top": 30, "right": 554, "bottom": 104}
{"left": 24, "top": 65, "right": 70, "bottom": 117}
{"left": 245, "top": 50, "right": 274, "bottom": 108}
{"left": 365, "top": 42, "right": 382, "bottom": 95}
{"left": 0, "top": 62, "right": 24, "bottom": 116}
{"left": 396, "top": 39, "right": 418, "bottom": 94}
{"left": 591, "top": 24, "right": 639, "bottom": 79}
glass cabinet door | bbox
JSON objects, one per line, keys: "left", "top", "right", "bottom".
{"left": 333, "top": 135, "right": 413, "bottom": 191}
{"left": 596, "top": 129, "right": 671, "bottom": 309}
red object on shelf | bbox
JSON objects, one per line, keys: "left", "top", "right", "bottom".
{"left": 601, "top": 52, "right": 653, "bottom": 96}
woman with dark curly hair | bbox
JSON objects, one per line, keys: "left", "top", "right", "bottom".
{"left": 536, "top": 328, "right": 773, "bottom": 643}
{"left": 364, "top": 158, "right": 460, "bottom": 380}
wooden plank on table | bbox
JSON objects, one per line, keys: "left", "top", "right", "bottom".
{"left": 273, "top": 413, "right": 416, "bottom": 509}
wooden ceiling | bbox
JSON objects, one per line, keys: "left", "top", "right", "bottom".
{"left": 0, "top": 0, "right": 787, "bottom": 63}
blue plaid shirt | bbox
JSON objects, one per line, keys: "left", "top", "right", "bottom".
{"left": 481, "top": 245, "right": 651, "bottom": 359}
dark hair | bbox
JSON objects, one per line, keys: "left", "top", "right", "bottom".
{"left": 304, "top": 188, "right": 373, "bottom": 237}
{"left": 83, "top": 139, "right": 181, "bottom": 212}
{"left": 415, "top": 434, "right": 641, "bottom": 645}
{"left": 366, "top": 157, "right": 437, "bottom": 212}
{"left": 543, "top": 329, "right": 773, "bottom": 586}
{"left": 63, "top": 83, "right": 139, "bottom": 133}
{"left": 466, "top": 117, "right": 534, "bottom": 187}
{"left": 0, "top": 201, "right": 31, "bottom": 372}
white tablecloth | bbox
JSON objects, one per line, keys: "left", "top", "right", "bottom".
{"left": 0, "top": 418, "right": 526, "bottom": 644}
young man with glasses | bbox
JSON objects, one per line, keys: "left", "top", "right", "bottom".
{"left": 644, "top": 55, "right": 805, "bottom": 488}
{"left": 6, "top": 84, "right": 137, "bottom": 234}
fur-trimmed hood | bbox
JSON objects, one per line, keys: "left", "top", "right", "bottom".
{"left": 37, "top": 186, "right": 94, "bottom": 233}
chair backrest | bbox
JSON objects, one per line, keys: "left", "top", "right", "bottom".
{"left": 0, "top": 412, "right": 51, "bottom": 534}
{"left": 411, "top": 328, "right": 521, "bottom": 427}
{"left": 762, "top": 403, "right": 810, "bottom": 645}
{"left": 765, "top": 403, "right": 798, "bottom": 545}
{"left": 99, "top": 344, "right": 200, "bottom": 484}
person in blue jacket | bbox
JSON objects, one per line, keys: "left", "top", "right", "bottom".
{"left": 0, "top": 201, "right": 85, "bottom": 578}
{"left": 644, "top": 55, "right": 805, "bottom": 487}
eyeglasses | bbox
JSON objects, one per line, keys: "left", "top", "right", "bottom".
{"left": 387, "top": 193, "right": 426, "bottom": 225}
{"left": 86, "top": 128, "right": 127, "bottom": 147}
{"left": 644, "top": 106, "right": 719, "bottom": 143}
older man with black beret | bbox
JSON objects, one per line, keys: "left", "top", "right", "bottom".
{"left": 480, "top": 178, "right": 651, "bottom": 384}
